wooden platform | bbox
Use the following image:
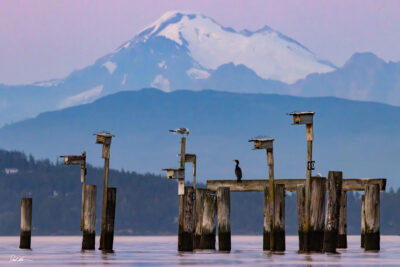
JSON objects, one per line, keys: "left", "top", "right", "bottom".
{"left": 206, "top": 178, "right": 386, "bottom": 192}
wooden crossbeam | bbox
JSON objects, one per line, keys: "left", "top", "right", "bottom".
{"left": 206, "top": 178, "right": 386, "bottom": 192}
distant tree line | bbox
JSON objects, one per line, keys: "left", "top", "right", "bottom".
{"left": 0, "top": 149, "right": 398, "bottom": 235}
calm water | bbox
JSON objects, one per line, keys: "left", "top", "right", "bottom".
{"left": 0, "top": 236, "right": 399, "bottom": 266}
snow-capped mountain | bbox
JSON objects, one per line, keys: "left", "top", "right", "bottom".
{"left": 2, "top": 11, "right": 399, "bottom": 128}
{"left": 130, "top": 11, "right": 335, "bottom": 84}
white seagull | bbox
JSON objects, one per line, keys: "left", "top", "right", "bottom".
{"left": 169, "top": 128, "right": 190, "bottom": 136}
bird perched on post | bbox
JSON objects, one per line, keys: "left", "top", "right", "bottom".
{"left": 233, "top": 160, "right": 242, "bottom": 182}
{"left": 169, "top": 128, "right": 189, "bottom": 136}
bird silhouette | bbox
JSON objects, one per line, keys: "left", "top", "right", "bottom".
{"left": 169, "top": 128, "right": 189, "bottom": 136}
{"left": 233, "top": 160, "right": 242, "bottom": 182}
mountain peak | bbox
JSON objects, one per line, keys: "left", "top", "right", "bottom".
{"left": 343, "top": 52, "right": 385, "bottom": 69}
{"left": 130, "top": 10, "right": 334, "bottom": 83}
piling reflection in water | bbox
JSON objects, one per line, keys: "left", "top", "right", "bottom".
{"left": 1, "top": 236, "right": 399, "bottom": 266}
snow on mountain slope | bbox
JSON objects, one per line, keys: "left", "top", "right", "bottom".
{"left": 136, "top": 11, "right": 335, "bottom": 83}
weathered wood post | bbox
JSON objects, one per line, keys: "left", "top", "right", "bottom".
{"left": 263, "top": 185, "right": 272, "bottom": 250}
{"left": 179, "top": 186, "right": 194, "bottom": 251}
{"left": 288, "top": 111, "right": 315, "bottom": 252}
{"left": 82, "top": 184, "right": 97, "bottom": 250}
{"left": 95, "top": 132, "right": 114, "bottom": 250}
{"left": 364, "top": 184, "right": 380, "bottom": 251}
{"left": 323, "top": 171, "right": 342, "bottom": 253}
{"left": 194, "top": 188, "right": 207, "bottom": 249}
{"left": 20, "top": 198, "right": 32, "bottom": 249}
{"left": 337, "top": 191, "right": 347, "bottom": 249}
{"left": 217, "top": 187, "right": 231, "bottom": 251}
{"left": 249, "top": 137, "right": 275, "bottom": 251}
{"left": 309, "top": 177, "right": 326, "bottom": 252}
{"left": 163, "top": 168, "right": 186, "bottom": 250}
{"left": 103, "top": 187, "right": 116, "bottom": 252}
{"left": 361, "top": 194, "right": 365, "bottom": 248}
{"left": 297, "top": 184, "right": 306, "bottom": 252}
{"left": 60, "top": 152, "right": 87, "bottom": 231}
{"left": 199, "top": 191, "right": 217, "bottom": 249}
{"left": 274, "top": 184, "right": 285, "bottom": 251}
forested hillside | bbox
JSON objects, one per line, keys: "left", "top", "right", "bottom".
{"left": 0, "top": 149, "right": 398, "bottom": 235}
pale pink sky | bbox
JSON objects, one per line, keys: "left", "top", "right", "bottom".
{"left": 1, "top": 0, "right": 399, "bottom": 84}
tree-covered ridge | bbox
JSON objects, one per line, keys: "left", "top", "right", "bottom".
{"left": 0, "top": 149, "right": 399, "bottom": 235}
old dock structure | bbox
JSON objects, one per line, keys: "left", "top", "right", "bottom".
{"left": 163, "top": 115, "right": 387, "bottom": 254}
{"left": 207, "top": 177, "right": 386, "bottom": 252}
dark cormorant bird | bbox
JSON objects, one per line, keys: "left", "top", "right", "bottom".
{"left": 233, "top": 160, "right": 242, "bottom": 182}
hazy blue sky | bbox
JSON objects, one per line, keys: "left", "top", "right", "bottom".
{"left": 1, "top": 0, "right": 399, "bottom": 85}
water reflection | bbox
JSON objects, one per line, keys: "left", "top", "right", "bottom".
{"left": 0, "top": 236, "right": 398, "bottom": 266}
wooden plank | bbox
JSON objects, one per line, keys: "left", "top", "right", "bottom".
{"left": 206, "top": 178, "right": 386, "bottom": 192}
{"left": 342, "top": 179, "right": 386, "bottom": 191}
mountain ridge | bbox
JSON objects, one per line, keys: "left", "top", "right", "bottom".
{"left": 0, "top": 11, "right": 399, "bottom": 127}
{"left": 1, "top": 88, "right": 400, "bottom": 187}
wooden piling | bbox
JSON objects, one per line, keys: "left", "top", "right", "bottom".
{"left": 361, "top": 194, "right": 365, "bottom": 248}
{"left": 99, "top": 146, "right": 111, "bottom": 250}
{"left": 323, "top": 171, "right": 342, "bottom": 253}
{"left": 304, "top": 123, "right": 313, "bottom": 252}
{"left": 217, "top": 187, "right": 231, "bottom": 251}
{"left": 178, "top": 186, "right": 194, "bottom": 251}
{"left": 274, "top": 184, "right": 285, "bottom": 251}
{"left": 194, "top": 188, "right": 207, "bottom": 249}
{"left": 297, "top": 184, "right": 306, "bottom": 252}
{"left": 364, "top": 184, "right": 380, "bottom": 251}
{"left": 102, "top": 187, "right": 116, "bottom": 252}
{"left": 199, "top": 191, "right": 216, "bottom": 250}
{"left": 82, "top": 184, "right": 97, "bottom": 250}
{"left": 266, "top": 147, "right": 275, "bottom": 251}
{"left": 80, "top": 151, "right": 86, "bottom": 231}
{"left": 309, "top": 177, "right": 326, "bottom": 252}
{"left": 337, "top": 191, "right": 347, "bottom": 249}
{"left": 263, "top": 186, "right": 272, "bottom": 251}
{"left": 180, "top": 137, "right": 186, "bottom": 169}
{"left": 20, "top": 198, "right": 32, "bottom": 249}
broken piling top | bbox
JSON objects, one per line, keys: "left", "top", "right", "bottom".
{"left": 162, "top": 168, "right": 185, "bottom": 180}
{"left": 287, "top": 111, "right": 315, "bottom": 125}
{"left": 60, "top": 151, "right": 86, "bottom": 165}
{"left": 249, "top": 137, "right": 274, "bottom": 150}
{"left": 94, "top": 132, "right": 115, "bottom": 145}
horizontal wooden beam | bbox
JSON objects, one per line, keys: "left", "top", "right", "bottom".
{"left": 206, "top": 178, "right": 386, "bottom": 192}
{"left": 342, "top": 178, "right": 386, "bottom": 191}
